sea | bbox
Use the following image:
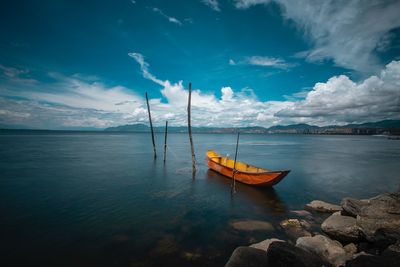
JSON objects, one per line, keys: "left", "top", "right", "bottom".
{"left": 1, "top": 131, "right": 399, "bottom": 266}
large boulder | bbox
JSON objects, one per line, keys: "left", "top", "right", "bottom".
{"left": 305, "top": 200, "right": 342, "bottom": 213}
{"left": 341, "top": 198, "right": 368, "bottom": 217}
{"left": 355, "top": 192, "right": 400, "bottom": 244}
{"left": 296, "top": 234, "right": 348, "bottom": 267}
{"left": 250, "top": 238, "right": 284, "bottom": 252}
{"left": 225, "top": 246, "right": 269, "bottom": 267}
{"left": 267, "top": 241, "right": 331, "bottom": 267}
{"left": 321, "top": 213, "right": 361, "bottom": 242}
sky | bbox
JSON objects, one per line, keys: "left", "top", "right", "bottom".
{"left": 0, "top": 0, "right": 400, "bottom": 129}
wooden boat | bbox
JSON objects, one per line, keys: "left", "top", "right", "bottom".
{"left": 206, "top": 150, "right": 290, "bottom": 187}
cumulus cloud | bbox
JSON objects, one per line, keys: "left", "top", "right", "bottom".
{"left": 234, "top": 0, "right": 400, "bottom": 73}
{"left": 1, "top": 58, "right": 400, "bottom": 129}
{"left": 276, "top": 60, "right": 400, "bottom": 125}
{"left": 201, "top": 0, "right": 220, "bottom": 12}
{"left": 129, "top": 52, "right": 400, "bottom": 127}
{"left": 151, "top": 7, "right": 182, "bottom": 26}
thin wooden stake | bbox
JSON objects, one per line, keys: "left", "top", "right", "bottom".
{"left": 187, "top": 82, "right": 196, "bottom": 173}
{"left": 232, "top": 131, "right": 240, "bottom": 194}
{"left": 163, "top": 120, "right": 168, "bottom": 163}
{"left": 145, "top": 92, "right": 157, "bottom": 159}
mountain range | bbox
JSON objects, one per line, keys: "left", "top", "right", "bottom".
{"left": 104, "top": 120, "right": 400, "bottom": 134}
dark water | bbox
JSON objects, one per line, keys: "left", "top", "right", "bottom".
{"left": 0, "top": 131, "right": 399, "bottom": 266}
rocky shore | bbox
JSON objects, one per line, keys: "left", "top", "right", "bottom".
{"left": 225, "top": 190, "right": 400, "bottom": 267}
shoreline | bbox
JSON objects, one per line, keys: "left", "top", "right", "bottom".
{"left": 225, "top": 190, "right": 400, "bottom": 267}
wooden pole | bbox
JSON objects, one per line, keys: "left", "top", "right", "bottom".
{"left": 163, "top": 120, "right": 168, "bottom": 163}
{"left": 232, "top": 131, "right": 240, "bottom": 194}
{"left": 145, "top": 92, "right": 157, "bottom": 159}
{"left": 187, "top": 82, "right": 196, "bottom": 173}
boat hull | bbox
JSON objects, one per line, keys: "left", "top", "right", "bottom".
{"left": 206, "top": 151, "right": 290, "bottom": 187}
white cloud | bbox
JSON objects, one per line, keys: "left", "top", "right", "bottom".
{"left": 276, "top": 60, "right": 400, "bottom": 125}
{"left": 128, "top": 53, "right": 400, "bottom": 127}
{"left": 234, "top": 0, "right": 271, "bottom": 9}
{"left": 246, "top": 56, "right": 296, "bottom": 69}
{"left": 234, "top": 0, "right": 400, "bottom": 73}
{"left": 151, "top": 7, "right": 182, "bottom": 26}
{"left": 0, "top": 64, "right": 37, "bottom": 84}
{"left": 1, "top": 58, "right": 400, "bottom": 129}
{"left": 229, "top": 56, "right": 296, "bottom": 69}
{"left": 201, "top": 0, "right": 220, "bottom": 12}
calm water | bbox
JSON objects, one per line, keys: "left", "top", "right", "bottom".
{"left": 1, "top": 132, "right": 399, "bottom": 266}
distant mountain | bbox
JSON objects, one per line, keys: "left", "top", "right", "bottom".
{"left": 341, "top": 120, "right": 400, "bottom": 129}
{"left": 105, "top": 124, "right": 150, "bottom": 132}
{"left": 267, "top": 123, "right": 319, "bottom": 130}
{"left": 103, "top": 120, "right": 400, "bottom": 134}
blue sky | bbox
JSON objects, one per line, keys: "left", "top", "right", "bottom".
{"left": 1, "top": 0, "right": 400, "bottom": 129}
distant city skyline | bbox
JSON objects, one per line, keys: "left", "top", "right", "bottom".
{"left": 1, "top": 0, "right": 400, "bottom": 129}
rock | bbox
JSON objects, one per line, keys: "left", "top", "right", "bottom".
{"left": 348, "top": 252, "right": 400, "bottom": 267}
{"left": 267, "top": 241, "right": 331, "bottom": 267}
{"left": 341, "top": 198, "right": 368, "bottom": 217}
{"left": 225, "top": 246, "right": 269, "bottom": 267}
{"left": 355, "top": 192, "right": 400, "bottom": 243}
{"left": 347, "top": 254, "right": 381, "bottom": 267}
{"left": 321, "top": 213, "right": 361, "bottom": 242}
{"left": 305, "top": 200, "right": 342, "bottom": 213}
{"left": 280, "top": 219, "right": 311, "bottom": 240}
{"left": 344, "top": 243, "right": 358, "bottom": 255}
{"left": 382, "top": 242, "right": 400, "bottom": 260}
{"left": 290, "top": 210, "right": 312, "bottom": 217}
{"left": 296, "top": 234, "right": 347, "bottom": 267}
{"left": 250, "top": 238, "right": 284, "bottom": 252}
{"left": 230, "top": 220, "right": 274, "bottom": 231}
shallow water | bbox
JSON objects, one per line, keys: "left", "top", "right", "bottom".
{"left": 0, "top": 132, "right": 399, "bottom": 266}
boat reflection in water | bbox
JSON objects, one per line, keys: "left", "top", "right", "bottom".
{"left": 206, "top": 169, "right": 287, "bottom": 216}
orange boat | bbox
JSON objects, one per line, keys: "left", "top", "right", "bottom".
{"left": 206, "top": 150, "right": 290, "bottom": 187}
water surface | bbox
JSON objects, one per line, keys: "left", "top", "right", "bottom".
{"left": 1, "top": 132, "right": 399, "bottom": 266}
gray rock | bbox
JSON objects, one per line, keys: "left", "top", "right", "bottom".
{"left": 305, "top": 200, "right": 342, "bottom": 213}
{"left": 225, "top": 246, "right": 269, "bottom": 267}
{"left": 250, "top": 238, "right": 284, "bottom": 252}
{"left": 355, "top": 192, "right": 400, "bottom": 243}
{"left": 267, "top": 241, "right": 331, "bottom": 267}
{"left": 341, "top": 198, "right": 368, "bottom": 217}
{"left": 321, "top": 213, "right": 361, "bottom": 242}
{"left": 296, "top": 234, "right": 347, "bottom": 267}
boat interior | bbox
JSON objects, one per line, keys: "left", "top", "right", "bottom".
{"left": 207, "top": 150, "right": 271, "bottom": 173}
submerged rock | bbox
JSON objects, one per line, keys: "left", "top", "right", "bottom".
{"left": 290, "top": 210, "right": 312, "bottom": 218}
{"left": 296, "top": 234, "right": 347, "bottom": 267}
{"left": 250, "top": 238, "right": 284, "bottom": 252}
{"left": 305, "top": 200, "right": 342, "bottom": 213}
{"left": 321, "top": 213, "right": 361, "bottom": 242}
{"left": 225, "top": 246, "right": 269, "bottom": 267}
{"left": 280, "top": 219, "right": 311, "bottom": 240}
{"left": 267, "top": 241, "right": 331, "bottom": 267}
{"left": 230, "top": 220, "right": 274, "bottom": 231}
